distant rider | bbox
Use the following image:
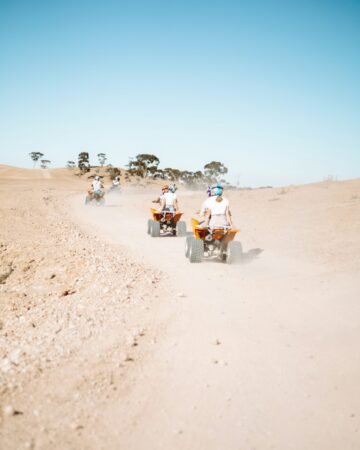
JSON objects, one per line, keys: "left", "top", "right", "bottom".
{"left": 91, "top": 176, "right": 104, "bottom": 196}
{"left": 110, "top": 176, "right": 121, "bottom": 190}
{"left": 153, "top": 184, "right": 179, "bottom": 212}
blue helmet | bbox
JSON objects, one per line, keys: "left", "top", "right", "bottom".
{"left": 210, "top": 183, "right": 223, "bottom": 196}
{"left": 169, "top": 184, "right": 177, "bottom": 193}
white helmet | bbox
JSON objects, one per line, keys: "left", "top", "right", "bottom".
{"left": 95, "top": 176, "right": 100, "bottom": 180}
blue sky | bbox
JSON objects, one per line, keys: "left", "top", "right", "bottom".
{"left": 0, "top": 0, "right": 359, "bottom": 186}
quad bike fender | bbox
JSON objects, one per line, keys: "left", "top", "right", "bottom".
{"left": 191, "top": 217, "right": 240, "bottom": 241}
{"left": 222, "top": 229, "right": 240, "bottom": 243}
{"left": 151, "top": 208, "right": 183, "bottom": 223}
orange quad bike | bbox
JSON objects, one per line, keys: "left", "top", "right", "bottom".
{"left": 85, "top": 189, "right": 105, "bottom": 206}
{"left": 147, "top": 208, "right": 187, "bottom": 237}
{"left": 185, "top": 218, "right": 241, "bottom": 264}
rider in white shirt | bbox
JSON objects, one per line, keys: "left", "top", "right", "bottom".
{"left": 91, "top": 176, "right": 103, "bottom": 193}
{"left": 202, "top": 183, "right": 232, "bottom": 228}
{"left": 153, "top": 184, "right": 179, "bottom": 212}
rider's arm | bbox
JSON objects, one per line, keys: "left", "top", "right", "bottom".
{"left": 225, "top": 206, "right": 233, "bottom": 227}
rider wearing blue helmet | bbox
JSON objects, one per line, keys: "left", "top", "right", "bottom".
{"left": 201, "top": 182, "right": 232, "bottom": 228}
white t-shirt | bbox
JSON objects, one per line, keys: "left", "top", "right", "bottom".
{"left": 201, "top": 196, "right": 229, "bottom": 215}
{"left": 161, "top": 192, "right": 177, "bottom": 208}
{"left": 92, "top": 180, "right": 102, "bottom": 191}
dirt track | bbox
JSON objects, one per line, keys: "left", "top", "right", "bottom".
{"left": 1, "top": 167, "right": 360, "bottom": 449}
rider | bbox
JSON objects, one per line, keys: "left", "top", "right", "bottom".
{"left": 111, "top": 176, "right": 121, "bottom": 189}
{"left": 201, "top": 183, "right": 232, "bottom": 228}
{"left": 154, "top": 184, "right": 179, "bottom": 212}
{"left": 91, "top": 176, "right": 104, "bottom": 195}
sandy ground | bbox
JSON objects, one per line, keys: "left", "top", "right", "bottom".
{"left": 0, "top": 165, "right": 360, "bottom": 450}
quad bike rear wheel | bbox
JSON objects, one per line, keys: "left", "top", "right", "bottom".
{"left": 189, "top": 239, "right": 204, "bottom": 263}
{"left": 185, "top": 236, "right": 194, "bottom": 257}
{"left": 226, "top": 241, "right": 242, "bottom": 264}
{"left": 176, "top": 221, "right": 187, "bottom": 237}
{"left": 147, "top": 219, "right": 153, "bottom": 235}
{"left": 151, "top": 221, "right": 161, "bottom": 237}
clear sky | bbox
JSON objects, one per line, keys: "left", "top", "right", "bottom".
{"left": 0, "top": 0, "right": 359, "bottom": 186}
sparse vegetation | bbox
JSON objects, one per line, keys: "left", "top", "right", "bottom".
{"left": 97, "top": 153, "right": 107, "bottom": 167}
{"left": 204, "top": 161, "right": 228, "bottom": 182}
{"left": 127, "top": 154, "right": 160, "bottom": 178}
{"left": 29, "top": 152, "right": 44, "bottom": 167}
{"left": 40, "top": 159, "right": 51, "bottom": 169}
{"left": 63, "top": 150, "right": 234, "bottom": 189}
{"left": 67, "top": 161, "right": 76, "bottom": 169}
{"left": 78, "top": 152, "right": 90, "bottom": 174}
{"left": 106, "top": 165, "right": 121, "bottom": 180}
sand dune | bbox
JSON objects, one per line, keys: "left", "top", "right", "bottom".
{"left": 1, "top": 166, "right": 359, "bottom": 449}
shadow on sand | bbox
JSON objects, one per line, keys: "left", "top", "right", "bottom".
{"left": 240, "top": 248, "right": 264, "bottom": 264}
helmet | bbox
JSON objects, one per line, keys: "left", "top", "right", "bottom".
{"left": 210, "top": 183, "right": 223, "bottom": 196}
{"left": 95, "top": 176, "right": 100, "bottom": 180}
{"left": 169, "top": 184, "right": 177, "bottom": 193}
{"left": 162, "top": 184, "right": 169, "bottom": 191}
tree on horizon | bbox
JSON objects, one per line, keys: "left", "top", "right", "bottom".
{"left": 29, "top": 152, "right": 44, "bottom": 167}
{"left": 127, "top": 154, "right": 160, "bottom": 178}
{"left": 97, "top": 153, "right": 107, "bottom": 167}
{"left": 78, "top": 152, "right": 90, "bottom": 174}
{"left": 163, "top": 168, "right": 182, "bottom": 181}
{"left": 204, "top": 161, "right": 228, "bottom": 182}
{"left": 40, "top": 159, "right": 51, "bottom": 169}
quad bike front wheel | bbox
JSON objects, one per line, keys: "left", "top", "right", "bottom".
{"left": 189, "top": 239, "right": 204, "bottom": 263}
{"left": 226, "top": 241, "right": 242, "bottom": 264}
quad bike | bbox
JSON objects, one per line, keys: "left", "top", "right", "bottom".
{"left": 185, "top": 218, "right": 241, "bottom": 264}
{"left": 108, "top": 184, "right": 121, "bottom": 194}
{"left": 147, "top": 208, "right": 187, "bottom": 237}
{"left": 85, "top": 189, "right": 105, "bottom": 206}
